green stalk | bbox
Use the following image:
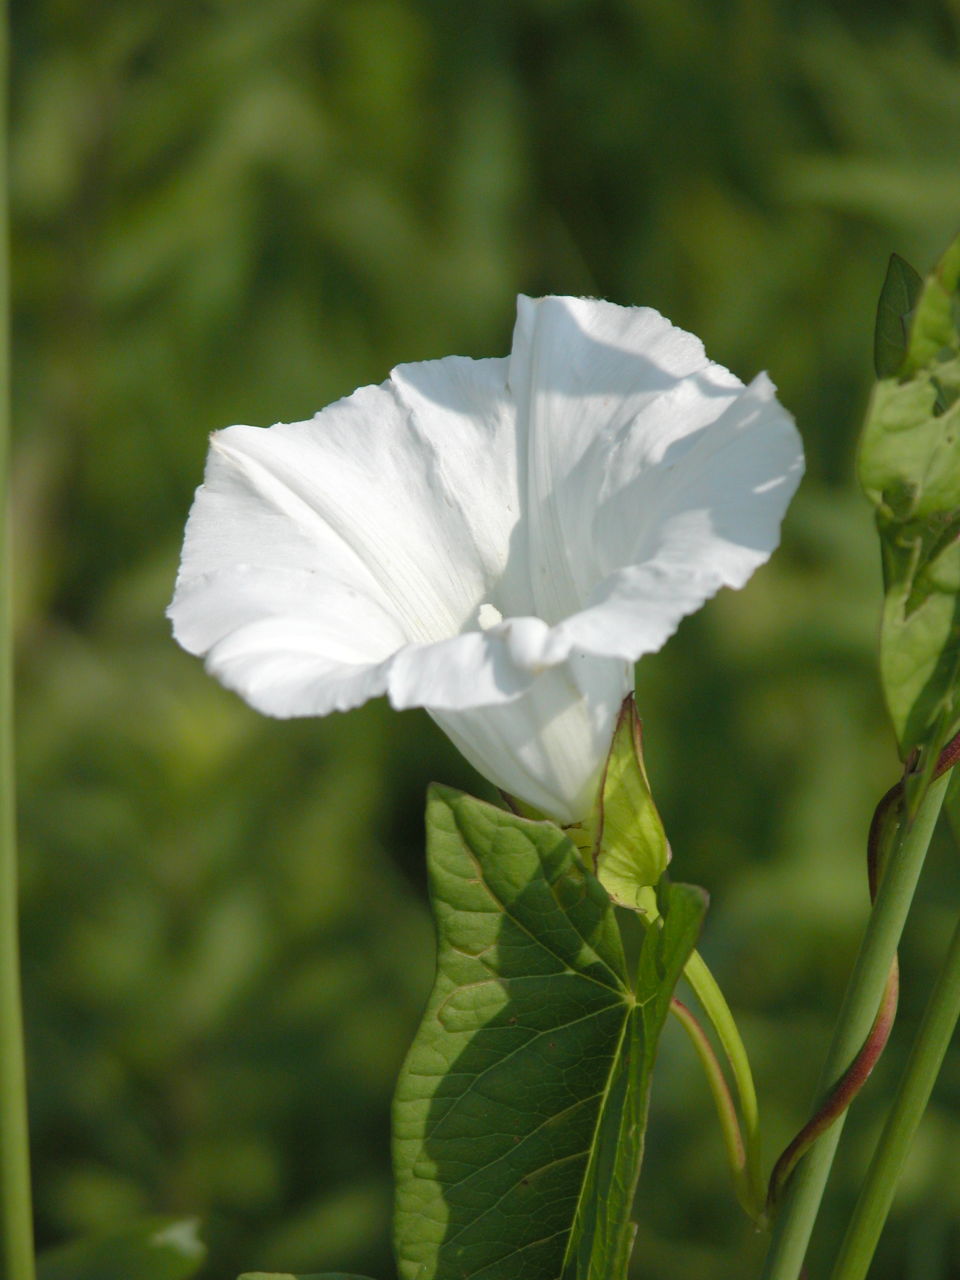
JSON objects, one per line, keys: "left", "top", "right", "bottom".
{"left": 759, "top": 773, "right": 949, "bottom": 1280}
{"left": 670, "top": 997, "right": 760, "bottom": 1222}
{"left": 830, "top": 913, "right": 960, "bottom": 1280}
{"left": 636, "top": 886, "right": 765, "bottom": 1216}
{"left": 0, "top": 2, "right": 35, "bottom": 1274}
{"left": 684, "top": 948, "right": 765, "bottom": 1217}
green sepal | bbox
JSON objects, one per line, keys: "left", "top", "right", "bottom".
{"left": 859, "top": 231, "right": 960, "bottom": 781}
{"left": 873, "top": 252, "right": 923, "bottom": 378}
{"left": 588, "top": 695, "right": 670, "bottom": 909}
{"left": 392, "top": 787, "right": 703, "bottom": 1280}
{"left": 37, "top": 1217, "right": 205, "bottom": 1280}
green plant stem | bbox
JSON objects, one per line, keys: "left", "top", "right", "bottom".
{"left": 683, "top": 948, "right": 765, "bottom": 1215}
{"left": 759, "top": 772, "right": 949, "bottom": 1280}
{"left": 0, "top": 2, "right": 35, "bottom": 1274}
{"left": 766, "top": 958, "right": 899, "bottom": 1212}
{"left": 670, "top": 997, "right": 759, "bottom": 1221}
{"left": 830, "top": 912, "right": 960, "bottom": 1280}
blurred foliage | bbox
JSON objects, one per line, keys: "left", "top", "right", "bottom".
{"left": 37, "top": 1215, "right": 206, "bottom": 1280}
{"left": 9, "top": 0, "right": 960, "bottom": 1277}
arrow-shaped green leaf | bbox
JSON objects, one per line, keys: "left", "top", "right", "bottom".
{"left": 393, "top": 787, "right": 705, "bottom": 1280}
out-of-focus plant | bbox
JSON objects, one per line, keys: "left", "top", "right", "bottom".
{"left": 7, "top": 2, "right": 960, "bottom": 1279}
{"left": 760, "top": 232, "right": 960, "bottom": 1280}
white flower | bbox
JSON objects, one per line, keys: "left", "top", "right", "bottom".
{"left": 169, "top": 296, "right": 803, "bottom": 824}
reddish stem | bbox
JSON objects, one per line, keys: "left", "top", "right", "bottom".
{"left": 764, "top": 725, "right": 960, "bottom": 1215}
{"left": 934, "top": 728, "right": 960, "bottom": 779}
{"left": 766, "top": 959, "right": 899, "bottom": 1211}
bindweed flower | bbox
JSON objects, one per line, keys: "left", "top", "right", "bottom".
{"left": 169, "top": 296, "right": 803, "bottom": 823}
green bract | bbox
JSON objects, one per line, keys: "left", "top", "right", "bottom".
{"left": 859, "top": 234, "right": 960, "bottom": 784}
{"left": 588, "top": 696, "right": 670, "bottom": 910}
{"left": 392, "top": 788, "right": 705, "bottom": 1280}
{"left": 873, "top": 253, "right": 923, "bottom": 381}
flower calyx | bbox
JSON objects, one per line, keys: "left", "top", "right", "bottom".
{"left": 582, "top": 693, "right": 671, "bottom": 910}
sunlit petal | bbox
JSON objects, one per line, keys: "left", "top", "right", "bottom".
{"left": 431, "top": 654, "right": 633, "bottom": 825}
{"left": 510, "top": 295, "right": 741, "bottom": 623}
{"left": 173, "top": 355, "right": 517, "bottom": 648}
{"left": 554, "top": 371, "right": 804, "bottom": 660}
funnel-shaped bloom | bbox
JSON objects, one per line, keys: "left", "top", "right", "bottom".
{"left": 170, "top": 296, "right": 803, "bottom": 822}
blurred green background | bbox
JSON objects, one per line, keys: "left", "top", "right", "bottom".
{"left": 10, "top": 1, "right": 960, "bottom": 1277}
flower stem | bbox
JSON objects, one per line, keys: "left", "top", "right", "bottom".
{"left": 829, "top": 912, "right": 960, "bottom": 1280}
{"left": 670, "top": 997, "right": 761, "bottom": 1222}
{"left": 683, "top": 948, "right": 765, "bottom": 1216}
{"left": 758, "top": 772, "right": 949, "bottom": 1280}
{"left": 0, "top": 2, "right": 35, "bottom": 1273}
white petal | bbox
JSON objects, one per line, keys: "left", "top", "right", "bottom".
{"left": 171, "top": 566, "right": 405, "bottom": 661}
{"left": 430, "top": 654, "right": 633, "bottom": 824}
{"left": 386, "top": 619, "right": 552, "bottom": 711}
{"left": 205, "top": 618, "right": 392, "bottom": 718}
{"left": 173, "top": 355, "right": 517, "bottom": 644}
{"left": 173, "top": 567, "right": 547, "bottom": 718}
{"left": 510, "top": 295, "right": 741, "bottom": 624}
{"left": 172, "top": 566, "right": 402, "bottom": 716}
{"left": 169, "top": 355, "right": 529, "bottom": 715}
{"left": 389, "top": 357, "right": 528, "bottom": 619}
{"left": 553, "top": 372, "right": 804, "bottom": 660}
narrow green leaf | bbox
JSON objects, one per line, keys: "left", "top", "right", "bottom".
{"left": 859, "top": 232, "right": 960, "bottom": 769}
{"left": 590, "top": 695, "right": 670, "bottom": 908}
{"left": 238, "top": 1273, "right": 375, "bottom": 1279}
{"left": 37, "top": 1217, "right": 205, "bottom": 1280}
{"left": 562, "top": 881, "right": 707, "bottom": 1280}
{"left": 393, "top": 787, "right": 704, "bottom": 1280}
{"left": 873, "top": 253, "right": 923, "bottom": 378}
